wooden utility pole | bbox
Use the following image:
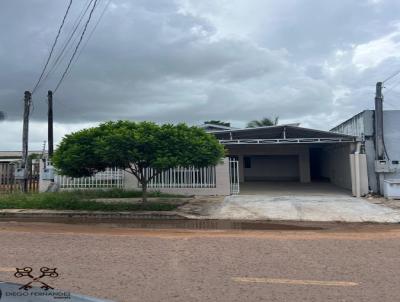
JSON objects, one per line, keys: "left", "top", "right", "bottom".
{"left": 48, "top": 90, "right": 54, "bottom": 158}
{"left": 21, "top": 91, "right": 32, "bottom": 193}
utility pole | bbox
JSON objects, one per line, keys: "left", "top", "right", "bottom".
{"left": 48, "top": 90, "right": 54, "bottom": 158}
{"left": 374, "top": 82, "right": 385, "bottom": 194}
{"left": 375, "top": 82, "right": 384, "bottom": 160}
{"left": 21, "top": 91, "right": 32, "bottom": 193}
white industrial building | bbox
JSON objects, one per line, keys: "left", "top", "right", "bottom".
{"left": 331, "top": 110, "right": 400, "bottom": 197}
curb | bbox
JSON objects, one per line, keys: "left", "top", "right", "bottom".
{"left": 0, "top": 210, "right": 188, "bottom": 220}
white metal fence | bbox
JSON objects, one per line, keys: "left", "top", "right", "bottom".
{"left": 55, "top": 167, "right": 124, "bottom": 189}
{"left": 229, "top": 157, "right": 240, "bottom": 194}
{"left": 143, "top": 166, "right": 217, "bottom": 188}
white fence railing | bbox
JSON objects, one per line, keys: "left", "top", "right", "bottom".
{"left": 55, "top": 167, "right": 124, "bottom": 189}
{"left": 143, "top": 166, "right": 216, "bottom": 188}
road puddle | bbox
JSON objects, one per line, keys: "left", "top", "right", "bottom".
{"left": 0, "top": 218, "right": 324, "bottom": 231}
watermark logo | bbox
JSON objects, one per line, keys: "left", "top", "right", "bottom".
{"left": 14, "top": 267, "right": 58, "bottom": 291}
{"left": 0, "top": 267, "right": 73, "bottom": 300}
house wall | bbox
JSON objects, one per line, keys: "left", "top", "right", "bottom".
{"left": 330, "top": 111, "right": 372, "bottom": 137}
{"left": 123, "top": 158, "right": 231, "bottom": 196}
{"left": 227, "top": 145, "right": 311, "bottom": 183}
{"left": 382, "top": 111, "right": 400, "bottom": 184}
{"left": 320, "top": 144, "right": 354, "bottom": 190}
{"left": 243, "top": 155, "right": 299, "bottom": 181}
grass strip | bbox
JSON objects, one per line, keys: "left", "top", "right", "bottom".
{"left": 0, "top": 190, "right": 181, "bottom": 211}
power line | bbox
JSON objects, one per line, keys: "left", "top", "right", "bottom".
{"left": 40, "top": 0, "right": 94, "bottom": 88}
{"left": 385, "top": 89, "right": 400, "bottom": 98}
{"left": 32, "top": 0, "right": 73, "bottom": 95}
{"left": 43, "top": 0, "right": 92, "bottom": 81}
{"left": 54, "top": 0, "right": 99, "bottom": 93}
{"left": 383, "top": 68, "right": 400, "bottom": 83}
{"left": 384, "top": 77, "right": 400, "bottom": 96}
{"left": 75, "top": 0, "right": 111, "bottom": 63}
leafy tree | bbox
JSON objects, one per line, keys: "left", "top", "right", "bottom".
{"left": 53, "top": 121, "right": 225, "bottom": 202}
{"left": 0, "top": 111, "right": 5, "bottom": 121}
{"left": 247, "top": 116, "right": 279, "bottom": 128}
{"left": 204, "top": 120, "right": 231, "bottom": 127}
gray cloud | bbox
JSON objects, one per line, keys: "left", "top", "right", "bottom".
{"left": 1, "top": 0, "right": 400, "bottom": 150}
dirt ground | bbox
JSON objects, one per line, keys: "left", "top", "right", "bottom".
{"left": 1, "top": 221, "right": 400, "bottom": 302}
{"left": 364, "top": 194, "right": 400, "bottom": 209}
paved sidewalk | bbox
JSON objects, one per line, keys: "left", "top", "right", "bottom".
{"left": 207, "top": 195, "right": 400, "bottom": 223}
{"left": 1, "top": 196, "right": 398, "bottom": 223}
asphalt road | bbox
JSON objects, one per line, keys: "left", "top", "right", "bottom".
{"left": 1, "top": 221, "right": 400, "bottom": 302}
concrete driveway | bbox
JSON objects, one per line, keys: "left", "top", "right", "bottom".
{"left": 210, "top": 195, "right": 400, "bottom": 223}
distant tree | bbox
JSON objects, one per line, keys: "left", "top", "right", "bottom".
{"left": 53, "top": 121, "right": 225, "bottom": 202}
{"left": 0, "top": 111, "right": 5, "bottom": 121}
{"left": 204, "top": 120, "right": 231, "bottom": 127}
{"left": 247, "top": 117, "right": 279, "bottom": 128}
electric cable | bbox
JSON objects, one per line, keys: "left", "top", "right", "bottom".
{"left": 75, "top": 0, "right": 111, "bottom": 63}
{"left": 383, "top": 68, "right": 400, "bottom": 84}
{"left": 32, "top": 0, "right": 73, "bottom": 95}
{"left": 40, "top": 0, "right": 94, "bottom": 87}
{"left": 54, "top": 0, "right": 99, "bottom": 93}
{"left": 384, "top": 77, "right": 400, "bottom": 97}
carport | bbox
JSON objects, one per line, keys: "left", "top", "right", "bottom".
{"left": 212, "top": 125, "right": 362, "bottom": 196}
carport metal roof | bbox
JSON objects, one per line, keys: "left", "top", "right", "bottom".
{"left": 211, "top": 125, "right": 356, "bottom": 145}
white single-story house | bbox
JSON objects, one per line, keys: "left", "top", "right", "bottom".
{"left": 121, "top": 123, "right": 368, "bottom": 197}
{"left": 39, "top": 123, "right": 369, "bottom": 197}
{"left": 213, "top": 124, "right": 355, "bottom": 184}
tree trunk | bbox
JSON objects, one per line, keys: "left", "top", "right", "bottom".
{"left": 141, "top": 181, "right": 148, "bottom": 203}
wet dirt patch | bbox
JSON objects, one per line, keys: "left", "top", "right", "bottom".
{"left": 0, "top": 217, "right": 323, "bottom": 231}
{"left": 2, "top": 217, "right": 398, "bottom": 233}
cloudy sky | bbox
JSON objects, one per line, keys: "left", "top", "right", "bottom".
{"left": 1, "top": 0, "right": 400, "bottom": 151}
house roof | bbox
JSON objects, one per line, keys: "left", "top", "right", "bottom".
{"left": 198, "top": 123, "right": 236, "bottom": 131}
{"left": 212, "top": 125, "right": 355, "bottom": 145}
{"left": 0, "top": 151, "right": 43, "bottom": 157}
{"left": 0, "top": 151, "right": 43, "bottom": 162}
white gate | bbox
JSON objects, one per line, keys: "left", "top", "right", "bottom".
{"left": 143, "top": 166, "right": 216, "bottom": 188}
{"left": 229, "top": 157, "right": 240, "bottom": 194}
